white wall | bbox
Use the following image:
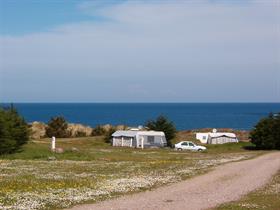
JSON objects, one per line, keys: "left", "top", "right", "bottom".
{"left": 196, "top": 133, "right": 209, "bottom": 144}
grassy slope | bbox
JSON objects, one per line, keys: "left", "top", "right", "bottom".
{"left": 0, "top": 137, "right": 264, "bottom": 209}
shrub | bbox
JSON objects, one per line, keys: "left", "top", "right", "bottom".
{"left": 75, "top": 131, "right": 86, "bottom": 137}
{"left": 250, "top": 113, "right": 280, "bottom": 150}
{"left": 104, "top": 127, "right": 116, "bottom": 143}
{"left": 0, "top": 105, "right": 29, "bottom": 154}
{"left": 46, "top": 116, "right": 69, "bottom": 138}
{"left": 145, "top": 115, "right": 176, "bottom": 147}
{"left": 92, "top": 125, "right": 106, "bottom": 136}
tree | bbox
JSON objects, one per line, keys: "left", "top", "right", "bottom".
{"left": 250, "top": 113, "right": 280, "bottom": 150}
{"left": 92, "top": 125, "right": 106, "bottom": 136}
{"left": 145, "top": 115, "right": 176, "bottom": 147}
{"left": 46, "top": 116, "right": 69, "bottom": 138}
{"left": 0, "top": 105, "right": 29, "bottom": 154}
{"left": 104, "top": 127, "right": 116, "bottom": 143}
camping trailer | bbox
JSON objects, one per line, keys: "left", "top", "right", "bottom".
{"left": 196, "top": 132, "right": 238, "bottom": 144}
{"left": 112, "top": 130, "right": 167, "bottom": 148}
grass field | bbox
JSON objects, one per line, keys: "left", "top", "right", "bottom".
{"left": 0, "top": 137, "right": 264, "bottom": 209}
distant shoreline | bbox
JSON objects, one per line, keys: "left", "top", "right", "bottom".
{"left": 2, "top": 103, "right": 279, "bottom": 131}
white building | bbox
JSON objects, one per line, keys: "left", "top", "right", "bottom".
{"left": 196, "top": 132, "right": 238, "bottom": 144}
{"left": 112, "top": 130, "right": 167, "bottom": 148}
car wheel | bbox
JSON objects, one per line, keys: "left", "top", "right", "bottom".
{"left": 198, "top": 149, "right": 202, "bottom": 151}
{"left": 178, "top": 148, "right": 183, "bottom": 151}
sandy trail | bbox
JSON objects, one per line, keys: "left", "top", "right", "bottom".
{"left": 69, "top": 152, "right": 280, "bottom": 210}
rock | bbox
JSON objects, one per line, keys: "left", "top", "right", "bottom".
{"left": 71, "top": 147, "right": 79, "bottom": 152}
{"left": 55, "top": 147, "right": 64, "bottom": 153}
{"left": 47, "top": 156, "right": 56, "bottom": 161}
{"left": 29, "top": 121, "right": 46, "bottom": 139}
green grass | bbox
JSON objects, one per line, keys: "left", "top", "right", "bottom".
{"left": 215, "top": 171, "right": 280, "bottom": 210}
{"left": 1, "top": 137, "right": 257, "bottom": 161}
{"left": 0, "top": 137, "right": 265, "bottom": 209}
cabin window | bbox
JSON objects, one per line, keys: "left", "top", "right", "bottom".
{"left": 203, "top": 136, "right": 207, "bottom": 140}
{"left": 147, "top": 136, "right": 155, "bottom": 143}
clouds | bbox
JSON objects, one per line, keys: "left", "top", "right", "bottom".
{"left": 0, "top": 0, "right": 279, "bottom": 102}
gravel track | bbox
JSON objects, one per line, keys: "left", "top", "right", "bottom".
{"left": 69, "top": 152, "right": 280, "bottom": 210}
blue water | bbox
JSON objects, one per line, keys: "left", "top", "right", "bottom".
{"left": 2, "top": 103, "right": 280, "bottom": 130}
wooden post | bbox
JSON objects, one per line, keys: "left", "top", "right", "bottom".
{"left": 51, "top": 136, "right": 56, "bottom": 151}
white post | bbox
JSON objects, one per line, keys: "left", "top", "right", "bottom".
{"left": 51, "top": 136, "right": 56, "bottom": 151}
{"left": 121, "top": 137, "right": 124, "bottom": 147}
{"left": 130, "top": 138, "right": 133, "bottom": 147}
{"left": 141, "top": 137, "right": 144, "bottom": 149}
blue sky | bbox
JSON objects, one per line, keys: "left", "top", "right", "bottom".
{"left": 0, "top": 0, "right": 279, "bottom": 102}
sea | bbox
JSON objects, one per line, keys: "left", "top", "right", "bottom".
{"left": 2, "top": 103, "right": 280, "bottom": 131}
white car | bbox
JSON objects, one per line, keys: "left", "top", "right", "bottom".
{"left": 175, "top": 141, "right": 207, "bottom": 151}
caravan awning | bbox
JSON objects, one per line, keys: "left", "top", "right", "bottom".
{"left": 112, "top": 130, "right": 138, "bottom": 137}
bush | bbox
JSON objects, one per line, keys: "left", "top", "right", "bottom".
{"left": 0, "top": 105, "right": 29, "bottom": 154}
{"left": 92, "top": 125, "right": 106, "bottom": 136}
{"left": 104, "top": 127, "right": 116, "bottom": 143}
{"left": 46, "top": 116, "right": 69, "bottom": 138}
{"left": 75, "top": 131, "right": 86, "bottom": 137}
{"left": 250, "top": 113, "right": 280, "bottom": 150}
{"left": 145, "top": 115, "right": 176, "bottom": 147}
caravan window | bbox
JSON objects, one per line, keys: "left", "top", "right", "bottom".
{"left": 147, "top": 136, "right": 155, "bottom": 143}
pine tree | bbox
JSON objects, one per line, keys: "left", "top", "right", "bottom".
{"left": 0, "top": 105, "right": 29, "bottom": 154}
{"left": 145, "top": 115, "right": 176, "bottom": 147}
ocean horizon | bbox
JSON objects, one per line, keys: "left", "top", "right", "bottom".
{"left": 1, "top": 103, "right": 279, "bottom": 131}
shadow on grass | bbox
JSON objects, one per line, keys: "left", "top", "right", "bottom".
{"left": 242, "top": 145, "right": 259, "bottom": 150}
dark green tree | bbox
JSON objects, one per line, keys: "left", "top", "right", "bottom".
{"left": 92, "top": 125, "right": 106, "bottom": 136}
{"left": 0, "top": 105, "right": 29, "bottom": 154}
{"left": 104, "top": 127, "right": 116, "bottom": 143}
{"left": 46, "top": 116, "right": 69, "bottom": 138}
{"left": 250, "top": 113, "right": 280, "bottom": 150}
{"left": 145, "top": 115, "right": 176, "bottom": 147}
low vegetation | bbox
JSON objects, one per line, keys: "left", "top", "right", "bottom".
{"left": 216, "top": 170, "right": 280, "bottom": 210}
{"left": 1, "top": 110, "right": 275, "bottom": 209}
{"left": 0, "top": 136, "right": 263, "bottom": 210}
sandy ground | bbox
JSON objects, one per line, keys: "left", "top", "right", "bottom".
{"left": 69, "top": 152, "right": 280, "bottom": 210}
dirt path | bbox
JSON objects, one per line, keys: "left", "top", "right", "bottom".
{"left": 69, "top": 152, "right": 280, "bottom": 210}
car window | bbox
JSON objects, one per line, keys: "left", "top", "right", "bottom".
{"left": 181, "top": 142, "right": 188, "bottom": 146}
{"left": 189, "top": 143, "right": 194, "bottom": 147}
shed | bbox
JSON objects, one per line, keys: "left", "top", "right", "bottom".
{"left": 112, "top": 130, "right": 167, "bottom": 148}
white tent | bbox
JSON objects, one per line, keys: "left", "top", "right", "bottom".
{"left": 112, "top": 130, "right": 167, "bottom": 148}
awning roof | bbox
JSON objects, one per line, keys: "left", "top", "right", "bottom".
{"left": 112, "top": 130, "right": 138, "bottom": 137}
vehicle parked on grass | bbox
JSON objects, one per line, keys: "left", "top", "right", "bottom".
{"left": 175, "top": 141, "right": 207, "bottom": 151}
